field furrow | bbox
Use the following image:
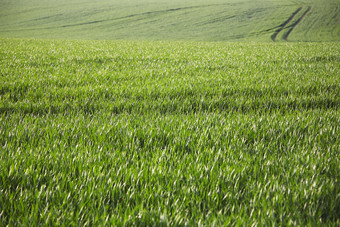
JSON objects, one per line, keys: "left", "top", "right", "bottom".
{"left": 271, "top": 7, "right": 302, "bottom": 41}
{"left": 283, "top": 6, "right": 312, "bottom": 41}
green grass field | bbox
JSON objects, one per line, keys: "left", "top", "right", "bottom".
{"left": 1, "top": 39, "right": 339, "bottom": 225}
{"left": 1, "top": 0, "right": 340, "bottom": 225}
{"left": 0, "top": 0, "right": 339, "bottom": 41}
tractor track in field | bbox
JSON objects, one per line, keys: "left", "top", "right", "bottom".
{"left": 271, "top": 7, "right": 302, "bottom": 41}
{"left": 283, "top": 6, "right": 312, "bottom": 41}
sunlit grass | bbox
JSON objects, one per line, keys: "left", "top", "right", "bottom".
{"left": 0, "top": 38, "right": 339, "bottom": 225}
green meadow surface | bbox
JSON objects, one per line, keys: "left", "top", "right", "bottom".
{"left": 0, "top": 38, "right": 339, "bottom": 225}
{"left": 1, "top": 0, "right": 340, "bottom": 225}
{"left": 0, "top": 0, "right": 339, "bottom": 41}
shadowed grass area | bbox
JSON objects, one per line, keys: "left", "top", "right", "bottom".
{"left": 0, "top": 38, "right": 339, "bottom": 225}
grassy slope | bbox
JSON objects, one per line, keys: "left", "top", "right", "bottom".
{"left": 0, "top": 39, "right": 339, "bottom": 225}
{"left": 0, "top": 0, "right": 339, "bottom": 41}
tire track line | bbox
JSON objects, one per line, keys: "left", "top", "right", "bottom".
{"left": 283, "top": 6, "right": 312, "bottom": 41}
{"left": 271, "top": 7, "right": 302, "bottom": 41}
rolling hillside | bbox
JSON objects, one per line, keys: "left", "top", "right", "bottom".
{"left": 0, "top": 0, "right": 339, "bottom": 41}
